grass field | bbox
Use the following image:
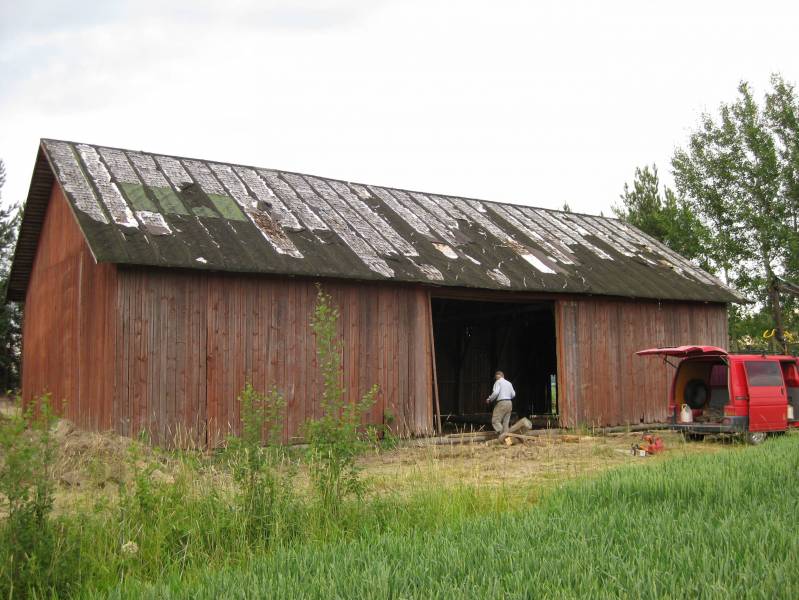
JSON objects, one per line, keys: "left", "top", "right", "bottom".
{"left": 106, "top": 433, "right": 799, "bottom": 599}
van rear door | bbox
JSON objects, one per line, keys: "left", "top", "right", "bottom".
{"left": 744, "top": 360, "right": 788, "bottom": 432}
{"left": 636, "top": 346, "right": 728, "bottom": 358}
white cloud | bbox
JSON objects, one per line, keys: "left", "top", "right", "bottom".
{"left": 1, "top": 0, "right": 798, "bottom": 218}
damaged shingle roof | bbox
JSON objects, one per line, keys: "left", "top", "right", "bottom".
{"left": 7, "top": 139, "right": 744, "bottom": 303}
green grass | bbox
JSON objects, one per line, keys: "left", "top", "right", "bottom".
{"left": 108, "top": 434, "right": 799, "bottom": 600}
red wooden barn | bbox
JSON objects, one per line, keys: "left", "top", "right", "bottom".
{"left": 7, "top": 139, "right": 743, "bottom": 445}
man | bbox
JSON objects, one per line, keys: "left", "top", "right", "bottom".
{"left": 486, "top": 370, "right": 516, "bottom": 434}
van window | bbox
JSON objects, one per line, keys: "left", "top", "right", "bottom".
{"left": 744, "top": 361, "right": 783, "bottom": 387}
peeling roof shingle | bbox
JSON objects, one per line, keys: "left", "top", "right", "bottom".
{"left": 7, "top": 139, "right": 744, "bottom": 303}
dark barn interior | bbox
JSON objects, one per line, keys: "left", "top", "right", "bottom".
{"left": 431, "top": 298, "right": 558, "bottom": 427}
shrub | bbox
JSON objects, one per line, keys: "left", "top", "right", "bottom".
{"left": 304, "top": 286, "right": 378, "bottom": 514}
{"left": 0, "top": 395, "right": 72, "bottom": 597}
{"left": 224, "top": 383, "right": 297, "bottom": 545}
{"left": 110, "top": 384, "right": 298, "bottom": 586}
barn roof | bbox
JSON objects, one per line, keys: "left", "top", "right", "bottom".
{"left": 7, "top": 139, "right": 743, "bottom": 303}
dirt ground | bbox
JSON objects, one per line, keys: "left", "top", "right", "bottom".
{"left": 361, "top": 430, "right": 725, "bottom": 496}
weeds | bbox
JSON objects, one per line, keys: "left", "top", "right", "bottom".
{"left": 304, "top": 285, "right": 377, "bottom": 514}
{"left": 0, "top": 395, "right": 73, "bottom": 598}
{"left": 0, "top": 286, "right": 393, "bottom": 597}
{"left": 224, "top": 383, "right": 297, "bottom": 545}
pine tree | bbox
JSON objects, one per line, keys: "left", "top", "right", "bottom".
{"left": 613, "top": 164, "right": 712, "bottom": 272}
{"left": 0, "top": 159, "right": 22, "bottom": 391}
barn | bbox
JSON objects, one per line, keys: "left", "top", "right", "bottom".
{"left": 7, "top": 139, "right": 742, "bottom": 446}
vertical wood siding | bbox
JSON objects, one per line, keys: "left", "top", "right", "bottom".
{"left": 114, "top": 270, "right": 209, "bottom": 445}
{"left": 22, "top": 186, "right": 117, "bottom": 430}
{"left": 555, "top": 298, "right": 728, "bottom": 427}
{"left": 114, "top": 270, "right": 433, "bottom": 445}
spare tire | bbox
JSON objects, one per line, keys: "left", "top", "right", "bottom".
{"left": 684, "top": 379, "right": 709, "bottom": 409}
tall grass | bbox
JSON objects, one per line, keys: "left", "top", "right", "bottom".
{"left": 50, "top": 475, "right": 519, "bottom": 598}
{"left": 111, "top": 434, "right": 799, "bottom": 599}
{"left": 0, "top": 396, "right": 72, "bottom": 598}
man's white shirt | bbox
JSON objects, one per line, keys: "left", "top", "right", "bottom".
{"left": 487, "top": 378, "right": 516, "bottom": 402}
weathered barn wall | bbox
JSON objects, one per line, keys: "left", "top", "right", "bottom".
{"left": 20, "top": 187, "right": 729, "bottom": 445}
{"left": 22, "top": 186, "right": 117, "bottom": 430}
{"left": 22, "top": 185, "right": 434, "bottom": 446}
{"left": 556, "top": 298, "right": 728, "bottom": 427}
{"left": 114, "top": 269, "right": 434, "bottom": 445}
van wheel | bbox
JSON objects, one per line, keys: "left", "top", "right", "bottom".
{"left": 744, "top": 431, "right": 767, "bottom": 445}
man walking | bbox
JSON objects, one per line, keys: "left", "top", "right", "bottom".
{"left": 486, "top": 370, "right": 515, "bottom": 434}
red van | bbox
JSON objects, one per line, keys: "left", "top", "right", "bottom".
{"left": 637, "top": 345, "right": 799, "bottom": 443}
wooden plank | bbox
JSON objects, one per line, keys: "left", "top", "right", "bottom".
{"left": 115, "top": 270, "right": 126, "bottom": 435}
{"left": 397, "top": 290, "right": 410, "bottom": 434}
{"left": 176, "top": 276, "right": 188, "bottom": 444}
{"left": 307, "top": 283, "right": 316, "bottom": 427}
{"left": 275, "top": 280, "right": 288, "bottom": 440}
{"left": 196, "top": 274, "right": 208, "bottom": 446}
{"left": 347, "top": 284, "right": 358, "bottom": 415}
{"left": 285, "top": 280, "right": 297, "bottom": 440}
{"left": 409, "top": 288, "right": 431, "bottom": 434}
{"left": 205, "top": 276, "right": 218, "bottom": 445}
{"left": 294, "top": 281, "right": 306, "bottom": 439}
{"left": 389, "top": 288, "right": 400, "bottom": 430}
{"left": 427, "top": 292, "right": 443, "bottom": 435}
{"left": 149, "top": 273, "right": 160, "bottom": 442}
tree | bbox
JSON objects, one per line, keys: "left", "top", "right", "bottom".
{"left": 614, "top": 164, "right": 713, "bottom": 271}
{"left": 0, "top": 159, "right": 22, "bottom": 391}
{"left": 671, "top": 76, "right": 799, "bottom": 352}
{"left": 765, "top": 76, "right": 799, "bottom": 271}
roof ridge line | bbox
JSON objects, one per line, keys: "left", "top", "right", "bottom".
{"left": 38, "top": 137, "right": 613, "bottom": 221}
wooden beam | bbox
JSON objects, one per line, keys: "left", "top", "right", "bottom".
{"left": 427, "top": 290, "right": 442, "bottom": 435}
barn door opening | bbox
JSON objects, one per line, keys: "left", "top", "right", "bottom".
{"left": 430, "top": 297, "right": 558, "bottom": 431}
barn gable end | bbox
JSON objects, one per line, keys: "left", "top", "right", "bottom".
{"left": 22, "top": 184, "right": 117, "bottom": 431}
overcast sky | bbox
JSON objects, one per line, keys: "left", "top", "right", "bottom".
{"left": 1, "top": 0, "right": 798, "bottom": 216}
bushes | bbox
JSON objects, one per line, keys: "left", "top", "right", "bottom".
{"left": 304, "top": 286, "right": 377, "bottom": 513}
{"left": 223, "top": 383, "right": 297, "bottom": 545}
